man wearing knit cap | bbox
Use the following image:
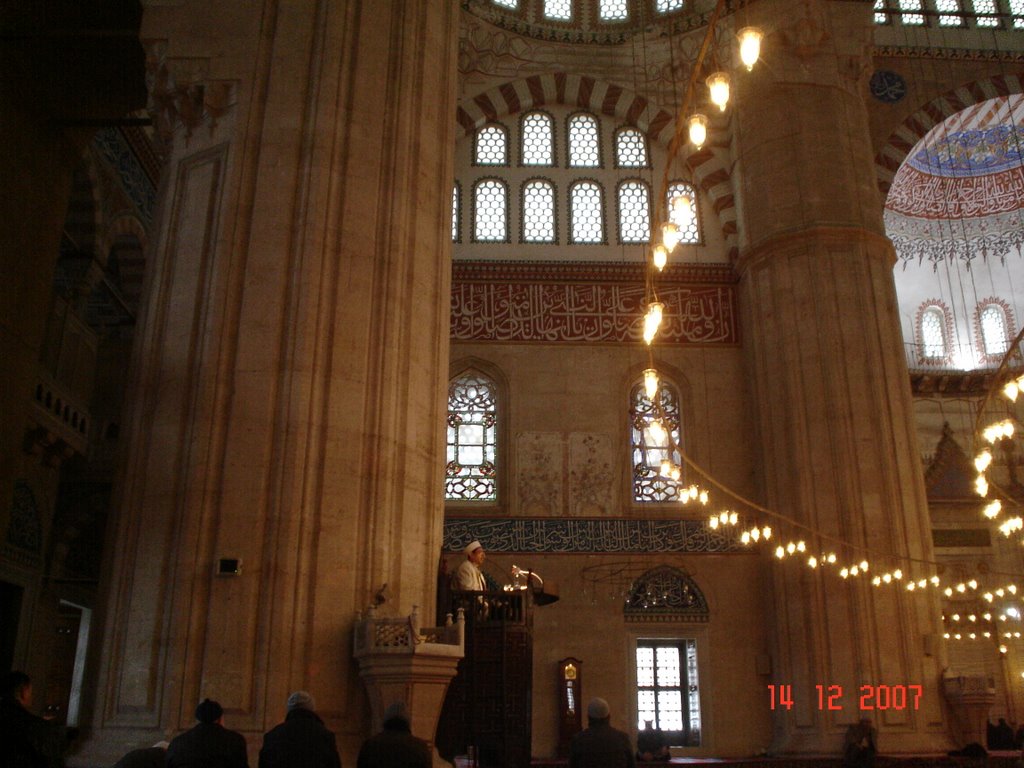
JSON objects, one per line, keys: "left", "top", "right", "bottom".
{"left": 356, "top": 701, "right": 431, "bottom": 768}
{"left": 569, "top": 697, "right": 636, "bottom": 768}
{"left": 166, "top": 698, "right": 249, "bottom": 768}
{"left": 259, "top": 691, "right": 340, "bottom": 768}
{"left": 454, "top": 540, "right": 488, "bottom": 591}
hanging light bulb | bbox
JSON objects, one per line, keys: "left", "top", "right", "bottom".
{"left": 709, "top": 516, "right": 719, "bottom": 529}
{"left": 671, "top": 194, "right": 694, "bottom": 230}
{"left": 762, "top": 526, "right": 772, "bottom": 540}
{"left": 1004, "top": 380, "right": 1020, "bottom": 402}
{"left": 984, "top": 500, "right": 1002, "bottom": 519}
{"left": 975, "top": 475, "right": 989, "bottom": 497}
{"left": 859, "top": 560, "right": 869, "bottom": 571}
{"left": 975, "top": 450, "right": 993, "bottom": 472}
{"left": 706, "top": 72, "right": 730, "bottom": 111}
{"left": 775, "top": 546, "right": 785, "bottom": 559}
{"left": 652, "top": 244, "right": 668, "bottom": 271}
{"left": 643, "top": 368, "right": 660, "bottom": 400}
{"left": 741, "top": 531, "right": 751, "bottom": 545}
{"left": 660, "top": 459, "right": 673, "bottom": 477}
{"left": 670, "top": 465, "right": 682, "bottom": 482}
{"left": 737, "top": 27, "right": 763, "bottom": 71}
{"left": 750, "top": 527, "right": 761, "bottom": 542}
{"left": 688, "top": 113, "right": 708, "bottom": 148}
{"left": 647, "top": 419, "right": 667, "bottom": 445}
{"left": 808, "top": 556, "right": 818, "bottom": 568}
{"left": 662, "top": 222, "right": 681, "bottom": 252}
{"left": 643, "top": 302, "right": 665, "bottom": 345}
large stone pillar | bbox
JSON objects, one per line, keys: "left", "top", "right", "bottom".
{"left": 81, "top": 2, "right": 458, "bottom": 764}
{"left": 732, "top": 0, "right": 951, "bottom": 753}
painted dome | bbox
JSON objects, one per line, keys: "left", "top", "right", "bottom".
{"left": 885, "top": 95, "right": 1024, "bottom": 266}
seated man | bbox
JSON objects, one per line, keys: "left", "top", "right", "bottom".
{"left": 637, "top": 720, "right": 670, "bottom": 762}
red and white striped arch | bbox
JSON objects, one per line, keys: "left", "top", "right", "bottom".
{"left": 457, "top": 72, "right": 739, "bottom": 254}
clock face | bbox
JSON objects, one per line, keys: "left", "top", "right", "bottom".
{"left": 870, "top": 70, "right": 907, "bottom": 104}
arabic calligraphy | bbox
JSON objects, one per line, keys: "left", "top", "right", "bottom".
{"left": 443, "top": 517, "right": 743, "bottom": 553}
{"left": 451, "top": 280, "right": 738, "bottom": 343}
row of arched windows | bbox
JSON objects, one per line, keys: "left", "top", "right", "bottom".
{"left": 473, "top": 113, "right": 652, "bottom": 169}
{"left": 453, "top": 178, "right": 699, "bottom": 245}
{"left": 446, "top": 369, "right": 683, "bottom": 503}
{"left": 457, "top": 111, "right": 704, "bottom": 246}
{"left": 916, "top": 299, "right": 1016, "bottom": 364}
{"left": 875, "top": 0, "right": 1023, "bottom": 28}
{"left": 490, "top": 0, "right": 687, "bottom": 22}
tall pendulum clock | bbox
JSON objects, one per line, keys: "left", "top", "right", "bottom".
{"left": 557, "top": 657, "right": 583, "bottom": 757}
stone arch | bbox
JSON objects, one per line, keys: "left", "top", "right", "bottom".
{"left": 456, "top": 72, "right": 737, "bottom": 254}
{"left": 623, "top": 565, "right": 709, "bottom": 623}
{"left": 875, "top": 73, "right": 1024, "bottom": 197}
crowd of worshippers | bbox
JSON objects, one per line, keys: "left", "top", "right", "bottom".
{"left": 0, "top": 671, "right": 431, "bottom": 768}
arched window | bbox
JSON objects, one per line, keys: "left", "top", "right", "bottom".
{"left": 980, "top": 303, "right": 1010, "bottom": 357}
{"left": 618, "top": 180, "right": 651, "bottom": 244}
{"left": 522, "top": 179, "right": 556, "bottom": 243}
{"left": 544, "top": 0, "right": 572, "bottom": 20}
{"left": 570, "top": 180, "right": 605, "bottom": 244}
{"left": 972, "top": 0, "right": 1000, "bottom": 26}
{"left": 446, "top": 373, "right": 498, "bottom": 501}
{"left": 615, "top": 127, "right": 648, "bottom": 168}
{"left": 919, "top": 305, "right": 948, "bottom": 361}
{"left": 568, "top": 114, "right": 601, "bottom": 168}
{"left": 630, "top": 377, "right": 682, "bottom": 502}
{"left": 935, "top": 0, "right": 965, "bottom": 26}
{"left": 475, "top": 124, "right": 508, "bottom": 165}
{"left": 599, "top": 0, "right": 629, "bottom": 21}
{"left": 521, "top": 112, "right": 554, "bottom": 166}
{"left": 896, "top": 0, "right": 925, "bottom": 25}
{"left": 473, "top": 179, "right": 508, "bottom": 242}
{"left": 451, "top": 182, "right": 461, "bottom": 243}
{"left": 666, "top": 182, "right": 699, "bottom": 244}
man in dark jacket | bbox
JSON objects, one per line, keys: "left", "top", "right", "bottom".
{"left": 569, "top": 697, "right": 637, "bottom": 768}
{"left": 0, "top": 671, "right": 63, "bottom": 768}
{"left": 259, "top": 691, "right": 340, "bottom": 768}
{"left": 166, "top": 698, "right": 249, "bottom": 768}
{"left": 356, "top": 701, "right": 431, "bottom": 768}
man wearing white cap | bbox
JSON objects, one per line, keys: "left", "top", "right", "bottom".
{"left": 454, "top": 540, "right": 488, "bottom": 591}
{"left": 569, "top": 697, "right": 636, "bottom": 768}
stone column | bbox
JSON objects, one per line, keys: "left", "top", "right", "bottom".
{"left": 732, "top": 0, "right": 951, "bottom": 752}
{"left": 82, "top": 2, "right": 458, "bottom": 764}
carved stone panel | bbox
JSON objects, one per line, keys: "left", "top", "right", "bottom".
{"left": 516, "top": 431, "right": 563, "bottom": 516}
{"left": 568, "top": 432, "right": 614, "bottom": 517}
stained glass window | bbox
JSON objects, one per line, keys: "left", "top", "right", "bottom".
{"left": 545, "top": 0, "right": 572, "bottom": 20}
{"left": 493, "top": 0, "right": 517, "bottom": 9}
{"left": 631, "top": 379, "right": 682, "bottom": 503}
{"left": 667, "top": 182, "right": 699, "bottom": 244}
{"left": 522, "top": 112, "right": 554, "bottom": 166}
{"left": 452, "top": 183, "right": 460, "bottom": 243}
{"left": 616, "top": 128, "right": 648, "bottom": 168}
{"left": 600, "top": 0, "right": 629, "bottom": 21}
{"left": 475, "top": 124, "right": 508, "bottom": 165}
{"left": 446, "top": 374, "right": 498, "bottom": 501}
{"left": 921, "top": 307, "right": 947, "bottom": 360}
{"left": 474, "top": 179, "right": 508, "bottom": 242}
{"left": 981, "top": 304, "right": 1010, "bottom": 357}
{"left": 568, "top": 114, "right": 601, "bottom": 167}
{"left": 570, "top": 181, "right": 604, "bottom": 244}
{"left": 523, "top": 180, "right": 556, "bottom": 243}
{"left": 636, "top": 639, "right": 701, "bottom": 746}
{"left": 656, "top": 0, "right": 685, "bottom": 12}
{"left": 874, "top": 0, "right": 889, "bottom": 23}
{"left": 618, "top": 180, "right": 651, "bottom": 244}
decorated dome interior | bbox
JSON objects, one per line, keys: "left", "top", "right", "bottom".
{"left": 463, "top": 0, "right": 715, "bottom": 43}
